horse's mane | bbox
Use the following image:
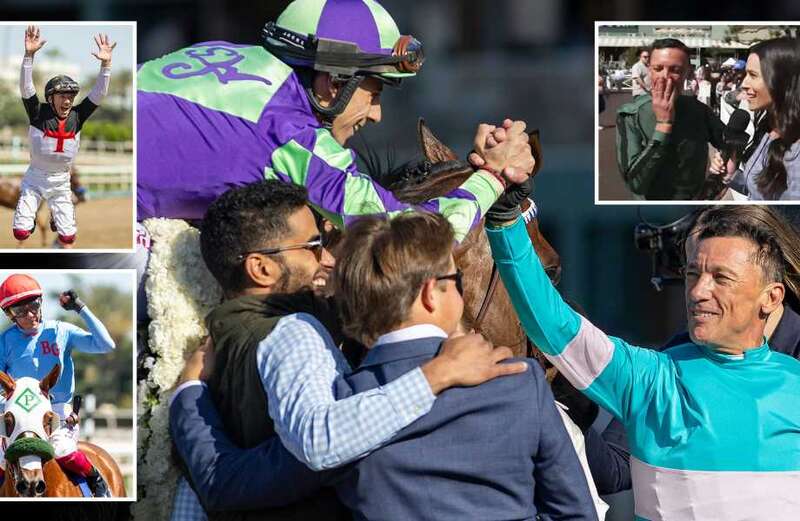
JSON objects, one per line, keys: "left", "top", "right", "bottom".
{"left": 351, "top": 119, "right": 476, "bottom": 205}
{"left": 390, "top": 160, "right": 475, "bottom": 204}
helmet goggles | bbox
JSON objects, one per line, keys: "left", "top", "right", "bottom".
{"left": 263, "top": 21, "right": 424, "bottom": 85}
{"left": 45, "top": 76, "right": 80, "bottom": 99}
{"left": 7, "top": 297, "right": 42, "bottom": 318}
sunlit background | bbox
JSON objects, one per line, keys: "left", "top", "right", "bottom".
{"left": 0, "top": 23, "right": 133, "bottom": 248}
{"left": 0, "top": 269, "right": 134, "bottom": 498}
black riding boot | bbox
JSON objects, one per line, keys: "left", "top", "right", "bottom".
{"left": 86, "top": 466, "right": 110, "bottom": 497}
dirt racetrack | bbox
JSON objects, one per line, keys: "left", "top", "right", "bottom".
{"left": 0, "top": 196, "right": 132, "bottom": 249}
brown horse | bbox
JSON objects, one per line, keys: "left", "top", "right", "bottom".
{"left": 386, "top": 120, "right": 560, "bottom": 357}
{"left": 0, "top": 168, "right": 87, "bottom": 247}
{"left": 0, "top": 365, "right": 125, "bottom": 497}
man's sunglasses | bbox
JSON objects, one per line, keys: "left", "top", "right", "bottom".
{"left": 237, "top": 238, "right": 323, "bottom": 262}
{"left": 435, "top": 269, "right": 464, "bottom": 296}
{"left": 8, "top": 298, "right": 42, "bottom": 318}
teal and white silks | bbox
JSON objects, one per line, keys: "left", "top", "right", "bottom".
{"left": 487, "top": 218, "right": 800, "bottom": 521}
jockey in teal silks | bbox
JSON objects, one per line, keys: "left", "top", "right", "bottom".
{"left": 486, "top": 210, "right": 800, "bottom": 520}
{"left": 136, "top": 0, "right": 532, "bottom": 244}
{"left": 0, "top": 274, "right": 115, "bottom": 497}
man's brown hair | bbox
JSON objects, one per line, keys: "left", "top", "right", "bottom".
{"left": 333, "top": 212, "right": 455, "bottom": 346}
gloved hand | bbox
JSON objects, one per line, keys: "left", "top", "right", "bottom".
{"left": 59, "top": 290, "right": 85, "bottom": 312}
{"left": 485, "top": 176, "right": 534, "bottom": 226}
{"left": 65, "top": 411, "right": 80, "bottom": 428}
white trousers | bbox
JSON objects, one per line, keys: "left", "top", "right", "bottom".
{"left": 13, "top": 166, "right": 76, "bottom": 238}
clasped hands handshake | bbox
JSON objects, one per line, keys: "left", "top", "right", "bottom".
{"left": 470, "top": 119, "right": 537, "bottom": 225}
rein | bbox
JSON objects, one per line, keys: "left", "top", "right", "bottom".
{"left": 473, "top": 200, "right": 540, "bottom": 357}
{"left": 473, "top": 264, "right": 499, "bottom": 334}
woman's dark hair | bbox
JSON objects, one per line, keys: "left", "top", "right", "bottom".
{"left": 749, "top": 37, "right": 800, "bottom": 199}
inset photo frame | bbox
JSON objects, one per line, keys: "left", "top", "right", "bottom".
{"left": 0, "top": 22, "right": 135, "bottom": 251}
{"left": 0, "top": 269, "right": 136, "bottom": 500}
{"left": 596, "top": 22, "right": 800, "bottom": 204}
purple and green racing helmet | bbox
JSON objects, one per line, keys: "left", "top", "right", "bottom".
{"left": 264, "top": 0, "right": 424, "bottom": 82}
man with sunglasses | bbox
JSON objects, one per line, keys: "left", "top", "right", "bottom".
{"left": 169, "top": 181, "right": 528, "bottom": 520}
{"left": 171, "top": 205, "right": 595, "bottom": 520}
{"left": 0, "top": 274, "right": 116, "bottom": 496}
{"left": 321, "top": 212, "right": 595, "bottom": 520}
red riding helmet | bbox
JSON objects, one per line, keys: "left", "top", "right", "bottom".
{"left": 0, "top": 274, "right": 43, "bottom": 310}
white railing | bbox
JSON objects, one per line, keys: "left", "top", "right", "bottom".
{"left": 83, "top": 406, "right": 135, "bottom": 482}
{"left": 0, "top": 135, "right": 133, "bottom": 156}
{"left": 0, "top": 164, "right": 132, "bottom": 195}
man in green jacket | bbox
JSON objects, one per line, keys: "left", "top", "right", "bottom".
{"left": 616, "top": 38, "right": 725, "bottom": 200}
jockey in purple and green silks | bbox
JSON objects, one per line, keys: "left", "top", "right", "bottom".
{"left": 137, "top": 0, "right": 507, "bottom": 242}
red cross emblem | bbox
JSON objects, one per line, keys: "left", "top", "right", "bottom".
{"left": 43, "top": 119, "right": 76, "bottom": 153}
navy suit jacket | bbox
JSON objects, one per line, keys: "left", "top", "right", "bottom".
{"left": 171, "top": 336, "right": 597, "bottom": 520}
{"left": 333, "top": 336, "right": 596, "bottom": 521}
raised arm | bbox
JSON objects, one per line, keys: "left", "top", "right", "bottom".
{"left": 266, "top": 121, "right": 532, "bottom": 243}
{"left": 486, "top": 217, "right": 670, "bottom": 422}
{"left": 20, "top": 25, "right": 44, "bottom": 119}
{"left": 617, "top": 78, "right": 678, "bottom": 197}
{"left": 60, "top": 291, "right": 115, "bottom": 353}
{"left": 75, "top": 33, "right": 114, "bottom": 118}
{"left": 265, "top": 130, "right": 501, "bottom": 242}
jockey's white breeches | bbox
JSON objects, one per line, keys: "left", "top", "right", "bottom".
{"left": 13, "top": 165, "right": 76, "bottom": 238}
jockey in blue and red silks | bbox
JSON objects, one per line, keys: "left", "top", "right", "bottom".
{"left": 0, "top": 274, "right": 115, "bottom": 497}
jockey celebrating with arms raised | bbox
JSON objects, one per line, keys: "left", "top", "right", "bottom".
{"left": 137, "top": 0, "right": 534, "bottom": 246}
{"left": 0, "top": 274, "right": 116, "bottom": 496}
{"left": 16, "top": 25, "right": 115, "bottom": 248}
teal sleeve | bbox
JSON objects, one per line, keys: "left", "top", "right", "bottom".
{"left": 485, "top": 218, "right": 671, "bottom": 423}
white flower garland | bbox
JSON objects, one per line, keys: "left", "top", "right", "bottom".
{"left": 135, "top": 218, "right": 222, "bottom": 520}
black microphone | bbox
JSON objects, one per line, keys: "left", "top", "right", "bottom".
{"left": 695, "top": 109, "right": 751, "bottom": 200}
{"left": 721, "top": 109, "right": 751, "bottom": 164}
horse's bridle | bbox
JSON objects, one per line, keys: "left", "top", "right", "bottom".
{"left": 472, "top": 200, "right": 540, "bottom": 357}
{"left": 5, "top": 431, "right": 41, "bottom": 493}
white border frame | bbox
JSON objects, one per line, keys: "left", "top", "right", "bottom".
{"left": 594, "top": 21, "right": 800, "bottom": 206}
{"left": 0, "top": 21, "right": 137, "bottom": 253}
{"left": 0, "top": 268, "right": 137, "bottom": 502}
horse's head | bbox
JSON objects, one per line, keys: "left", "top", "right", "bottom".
{"left": 384, "top": 119, "right": 561, "bottom": 356}
{"left": 0, "top": 364, "right": 60, "bottom": 497}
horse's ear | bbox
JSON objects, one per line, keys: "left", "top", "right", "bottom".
{"left": 40, "top": 364, "right": 60, "bottom": 395}
{"left": 528, "top": 129, "right": 543, "bottom": 177}
{"left": 418, "top": 118, "right": 458, "bottom": 163}
{"left": 0, "top": 371, "right": 15, "bottom": 398}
